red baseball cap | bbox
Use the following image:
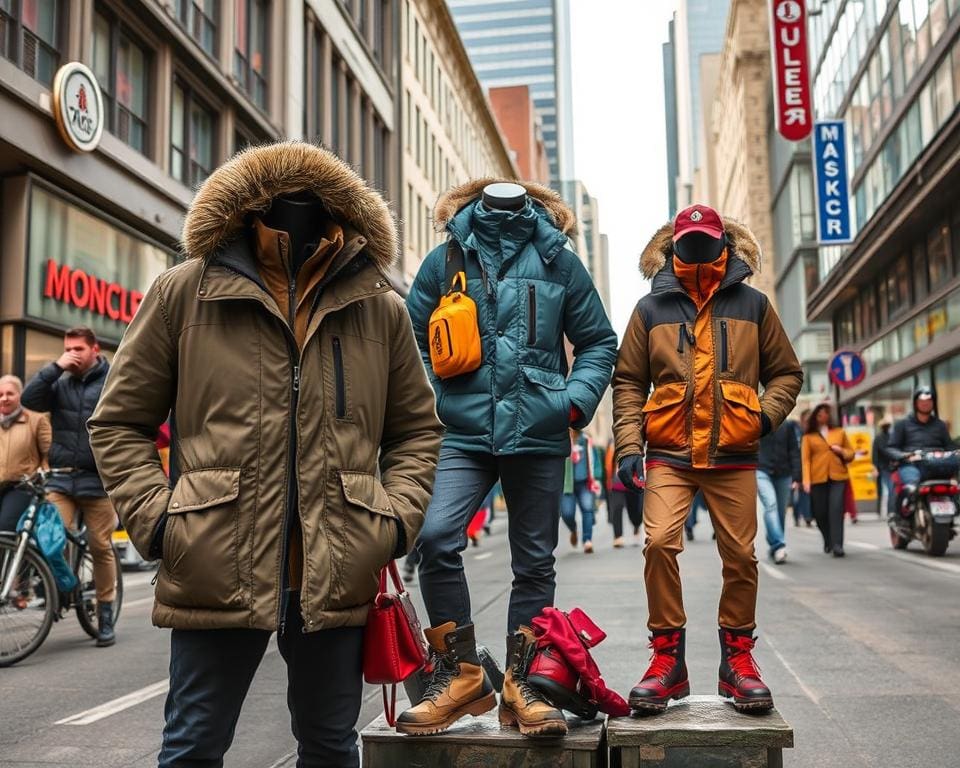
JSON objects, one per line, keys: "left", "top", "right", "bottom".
{"left": 673, "top": 204, "right": 724, "bottom": 242}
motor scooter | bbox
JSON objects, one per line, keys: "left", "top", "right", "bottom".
{"left": 890, "top": 450, "right": 960, "bottom": 557}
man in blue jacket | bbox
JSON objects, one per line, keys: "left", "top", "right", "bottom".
{"left": 400, "top": 180, "right": 617, "bottom": 737}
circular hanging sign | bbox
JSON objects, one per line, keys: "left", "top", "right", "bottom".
{"left": 828, "top": 349, "right": 867, "bottom": 389}
{"left": 52, "top": 62, "right": 104, "bottom": 153}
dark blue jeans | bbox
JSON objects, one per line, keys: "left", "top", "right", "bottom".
{"left": 560, "top": 480, "right": 596, "bottom": 543}
{"left": 416, "top": 446, "right": 565, "bottom": 634}
{"left": 159, "top": 593, "right": 363, "bottom": 768}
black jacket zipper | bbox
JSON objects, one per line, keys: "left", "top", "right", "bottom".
{"left": 527, "top": 284, "right": 537, "bottom": 345}
{"left": 677, "top": 323, "right": 685, "bottom": 353}
{"left": 333, "top": 336, "right": 346, "bottom": 419}
{"left": 720, "top": 320, "right": 729, "bottom": 372}
{"left": 279, "top": 247, "right": 299, "bottom": 636}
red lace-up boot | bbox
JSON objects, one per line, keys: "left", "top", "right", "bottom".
{"left": 718, "top": 628, "right": 774, "bottom": 711}
{"left": 628, "top": 629, "right": 689, "bottom": 714}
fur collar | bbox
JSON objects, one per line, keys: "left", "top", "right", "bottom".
{"left": 639, "top": 217, "right": 762, "bottom": 278}
{"left": 181, "top": 142, "right": 397, "bottom": 270}
{"left": 433, "top": 179, "right": 578, "bottom": 236}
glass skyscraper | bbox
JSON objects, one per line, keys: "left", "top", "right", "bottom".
{"left": 448, "top": 0, "right": 575, "bottom": 186}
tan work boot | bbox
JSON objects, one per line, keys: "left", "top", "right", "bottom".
{"left": 396, "top": 622, "right": 496, "bottom": 735}
{"left": 498, "top": 627, "right": 568, "bottom": 737}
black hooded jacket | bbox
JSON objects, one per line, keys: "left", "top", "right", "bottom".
{"left": 884, "top": 413, "right": 957, "bottom": 463}
{"left": 21, "top": 358, "right": 110, "bottom": 497}
{"left": 758, "top": 420, "right": 802, "bottom": 481}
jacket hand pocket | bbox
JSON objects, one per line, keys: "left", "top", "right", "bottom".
{"left": 155, "top": 467, "right": 245, "bottom": 611}
{"left": 330, "top": 471, "right": 398, "bottom": 609}
{"left": 717, "top": 380, "right": 762, "bottom": 452}
{"left": 520, "top": 366, "right": 571, "bottom": 437}
{"left": 642, "top": 382, "right": 689, "bottom": 450}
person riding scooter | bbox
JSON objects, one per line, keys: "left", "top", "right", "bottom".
{"left": 884, "top": 387, "right": 958, "bottom": 514}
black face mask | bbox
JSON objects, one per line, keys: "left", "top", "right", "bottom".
{"left": 674, "top": 232, "right": 725, "bottom": 265}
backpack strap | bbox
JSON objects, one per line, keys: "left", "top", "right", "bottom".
{"left": 444, "top": 239, "right": 467, "bottom": 294}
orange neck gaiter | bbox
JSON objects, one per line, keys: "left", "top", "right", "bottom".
{"left": 673, "top": 249, "right": 728, "bottom": 312}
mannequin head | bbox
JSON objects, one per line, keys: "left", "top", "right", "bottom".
{"left": 672, "top": 204, "right": 726, "bottom": 265}
{"left": 482, "top": 182, "right": 527, "bottom": 212}
{"left": 261, "top": 192, "right": 329, "bottom": 274}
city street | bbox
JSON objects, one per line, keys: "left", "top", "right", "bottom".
{"left": 1, "top": 506, "right": 958, "bottom": 767}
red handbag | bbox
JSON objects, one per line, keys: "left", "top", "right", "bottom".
{"left": 363, "top": 560, "right": 429, "bottom": 726}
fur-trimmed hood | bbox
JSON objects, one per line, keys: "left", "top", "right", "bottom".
{"left": 639, "top": 217, "right": 762, "bottom": 279}
{"left": 181, "top": 142, "right": 397, "bottom": 270}
{"left": 433, "top": 179, "right": 578, "bottom": 236}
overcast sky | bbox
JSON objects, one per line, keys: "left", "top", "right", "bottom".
{"left": 569, "top": 0, "right": 678, "bottom": 337}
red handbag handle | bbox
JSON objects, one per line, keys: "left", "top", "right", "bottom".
{"left": 377, "top": 560, "right": 404, "bottom": 596}
{"left": 382, "top": 684, "right": 397, "bottom": 727}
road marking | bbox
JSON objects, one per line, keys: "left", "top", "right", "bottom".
{"left": 758, "top": 562, "right": 789, "bottom": 581}
{"left": 847, "top": 540, "right": 879, "bottom": 550}
{"left": 56, "top": 646, "right": 278, "bottom": 725}
{"left": 887, "top": 550, "right": 960, "bottom": 575}
{"left": 56, "top": 680, "right": 170, "bottom": 725}
{"left": 265, "top": 752, "right": 296, "bottom": 768}
{"left": 473, "top": 552, "right": 493, "bottom": 561}
{"left": 763, "top": 632, "right": 821, "bottom": 706}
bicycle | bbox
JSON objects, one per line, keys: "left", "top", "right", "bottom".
{"left": 0, "top": 468, "right": 124, "bottom": 666}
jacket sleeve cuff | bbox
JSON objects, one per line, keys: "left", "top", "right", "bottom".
{"left": 391, "top": 518, "right": 408, "bottom": 560}
{"left": 566, "top": 383, "right": 597, "bottom": 429}
{"left": 760, "top": 412, "right": 772, "bottom": 436}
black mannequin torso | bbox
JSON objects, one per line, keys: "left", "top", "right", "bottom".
{"left": 261, "top": 193, "right": 328, "bottom": 275}
{"left": 482, "top": 182, "right": 527, "bottom": 211}
{"left": 674, "top": 231, "right": 725, "bottom": 265}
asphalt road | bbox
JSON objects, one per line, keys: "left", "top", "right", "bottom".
{"left": 2, "top": 504, "right": 959, "bottom": 767}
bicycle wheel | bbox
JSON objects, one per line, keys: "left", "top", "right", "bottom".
{"left": 0, "top": 535, "right": 57, "bottom": 667}
{"left": 75, "top": 545, "right": 124, "bottom": 639}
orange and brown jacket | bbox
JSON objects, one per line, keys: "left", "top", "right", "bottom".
{"left": 613, "top": 218, "right": 803, "bottom": 470}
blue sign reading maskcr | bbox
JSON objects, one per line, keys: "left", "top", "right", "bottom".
{"left": 813, "top": 120, "right": 852, "bottom": 244}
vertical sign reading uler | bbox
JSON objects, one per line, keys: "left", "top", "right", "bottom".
{"left": 769, "top": 0, "right": 812, "bottom": 141}
{"left": 813, "top": 120, "right": 853, "bottom": 244}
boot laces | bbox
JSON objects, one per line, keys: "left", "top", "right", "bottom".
{"left": 644, "top": 637, "right": 678, "bottom": 681}
{"left": 422, "top": 651, "right": 458, "bottom": 702}
{"left": 513, "top": 644, "right": 547, "bottom": 705}
{"left": 726, "top": 634, "right": 762, "bottom": 680}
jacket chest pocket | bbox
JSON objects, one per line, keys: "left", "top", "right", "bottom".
{"left": 642, "top": 382, "right": 689, "bottom": 450}
{"left": 717, "top": 380, "right": 762, "bottom": 452}
{"left": 156, "top": 467, "right": 247, "bottom": 611}
{"left": 524, "top": 280, "right": 563, "bottom": 350}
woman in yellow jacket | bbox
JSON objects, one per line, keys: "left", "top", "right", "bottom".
{"left": 802, "top": 403, "right": 855, "bottom": 557}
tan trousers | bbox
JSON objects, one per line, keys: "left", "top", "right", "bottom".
{"left": 48, "top": 492, "right": 118, "bottom": 603}
{"left": 643, "top": 465, "right": 758, "bottom": 631}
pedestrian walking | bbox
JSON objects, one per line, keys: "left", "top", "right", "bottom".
{"left": 560, "top": 429, "right": 602, "bottom": 554}
{"left": 873, "top": 418, "right": 893, "bottom": 517}
{"left": 685, "top": 491, "right": 705, "bottom": 541}
{"left": 604, "top": 440, "right": 642, "bottom": 548}
{"left": 21, "top": 327, "right": 118, "bottom": 647}
{"left": 613, "top": 205, "right": 802, "bottom": 714}
{"left": 757, "top": 420, "right": 802, "bottom": 564}
{"left": 801, "top": 404, "right": 855, "bottom": 557}
{"left": 401, "top": 179, "right": 617, "bottom": 737}
{"left": 0, "top": 375, "right": 51, "bottom": 532}
{"left": 88, "top": 142, "right": 443, "bottom": 768}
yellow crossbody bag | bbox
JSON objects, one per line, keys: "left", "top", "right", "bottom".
{"left": 429, "top": 240, "right": 482, "bottom": 379}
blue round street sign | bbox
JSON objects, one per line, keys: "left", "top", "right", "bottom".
{"left": 828, "top": 350, "right": 866, "bottom": 388}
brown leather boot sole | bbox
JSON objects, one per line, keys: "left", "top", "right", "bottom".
{"left": 396, "top": 692, "right": 497, "bottom": 736}
{"left": 498, "top": 703, "right": 568, "bottom": 738}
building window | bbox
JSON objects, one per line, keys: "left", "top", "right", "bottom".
{"left": 373, "top": 117, "right": 387, "bottom": 193}
{"left": 234, "top": 0, "right": 267, "bottom": 110}
{"left": 373, "top": 0, "right": 389, "bottom": 66}
{"left": 92, "top": 10, "right": 150, "bottom": 155}
{"left": 0, "top": 0, "right": 60, "bottom": 85}
{"left": 914, "top": 242, "right": 929, "bottom": 303}
{"left": 171, "top": 79, "right": 215, "bottom": 187}
{"left": 305, "top": 19, "right": 326, "bottom": 144}
{"left": 928, "top": 220, "right": 952, "bottom": 289}
{"left": 331, "top": 59, "right": 340, "bottom": 153}
{"left": 176, "top": 0, "right": 218, "bottom": 57}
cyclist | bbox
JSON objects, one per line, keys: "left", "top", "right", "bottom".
{"left": 21, "top": 327, "right": 117, "bottom": 648}
{"left": 884, "top": 386, "right": 959, "bottom": 512}
{"left": 0, "top": 375, "right": 51, "bottom": 534}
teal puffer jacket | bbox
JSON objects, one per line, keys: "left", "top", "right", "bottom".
{"left": 406, "top": 180, "right": 617, "bottom": 456}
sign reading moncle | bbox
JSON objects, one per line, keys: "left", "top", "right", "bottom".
{"left": 813, "top": 120, "right": 853, "bottom": 244}
{"left": 769, "top": 0, "right": 812, "bottom": 141}
{"left": 52, "top": 62, "right": 104, "bottom": 153}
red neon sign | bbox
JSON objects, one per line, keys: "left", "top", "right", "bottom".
{"left": 770, "top": 0, "right": 812, "bottom": 141}
{"left": 43, "top": 259, "right": 143, "bottom": 323}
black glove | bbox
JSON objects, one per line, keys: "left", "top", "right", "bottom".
{"left": 760, "top": 413, "right": 772, "bottom": 436}
{"left": 617, "top": 455, "right": 645, "bottom": 491}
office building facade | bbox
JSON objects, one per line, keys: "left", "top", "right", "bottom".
{"left": 448, "top": 0, "right": 575, "bottom": 186}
